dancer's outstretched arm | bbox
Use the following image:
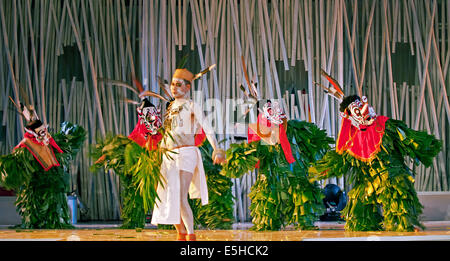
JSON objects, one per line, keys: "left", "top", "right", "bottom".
{"left": 383, "top": 119, "right": 442, "bottom": 168}
{"left": 0, "top": 148, "right": 35, "bottom": 190}
{"left": 309, "top": 150, "right": 351, "bottom": 181}
{"left": 220, "top": 141, "right": 259, "bottom": 179}
{"left": 53, "top": 121, "right": 87, "bottom": 166}
{"left": 191, "top": 101, "right": 225, "bottom": 164}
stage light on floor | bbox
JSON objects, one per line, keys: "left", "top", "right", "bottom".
{"left": 320, "top": 184, "right": 347, "bottom": 222}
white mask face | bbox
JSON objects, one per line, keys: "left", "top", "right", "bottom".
{"left": 138, "top": 106, "right": 162, "bottom": 135}
{"left": 263, "top": 101, "right": 286, "bottom": 125}
{"left": 341, "top": 96, "right": 377, "bottom": 129}
{"left": 146, "top": 106, "right": 162, "bottom": 135}
{"left": 27, "top": 124, "right": 50, "bottom": 145}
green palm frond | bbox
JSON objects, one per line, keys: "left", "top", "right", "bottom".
{"left": 220, "top": 141, "right": 259, "bottom": 179}
{"left": 190, "top": 140, "right": 234, "bottom": 229}
{"left": 309, "top": 118, "right": 442, "bottom": 232}
{"left": 0, "top": 148, "right": 36, "bottom": 190}
{"left": 384, "top": 119, "right": 442, "bottom": 168}
{"left": 220, "top": 120, "right": 333, "bottom": 231}
{"left": 90, "top": 134, "right": 132, "bottom": 174}
{"left": 129, "top": 147, "right": 164, "bottom": 213}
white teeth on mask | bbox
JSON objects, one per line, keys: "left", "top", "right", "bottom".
{"left": 262, "top": 101, "right": 286, "bottom": 125}
{"left": 341, "top": 98, "right": 378, "bottom": 129}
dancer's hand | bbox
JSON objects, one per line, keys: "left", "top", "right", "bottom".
{"left": 213, "top": 154, "right": 226, "bottom": 164}
{"left": 212, "top": 149, "right": 226, "bottom": 164}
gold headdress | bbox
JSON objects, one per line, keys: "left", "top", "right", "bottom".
{"left": 171, "top": 64, "right": 217, "bottom": 88}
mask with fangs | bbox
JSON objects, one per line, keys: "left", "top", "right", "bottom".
{"left": 340, "top": 95, "right": 377, "bottom": 130}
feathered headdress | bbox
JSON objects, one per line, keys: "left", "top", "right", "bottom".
{"left": 193, "top": 64, "right": 217, "bottom": 81}
{"left": 99, "top": 74, "right": 169, "bottom": 106}
{"left": 238, "top": 56, "right": 260, "bottom": 118}
{"left": 171, "top": 64, "right": 217, "bottom": 85}
{"left": 9, "top": 88, "right": 48, "bottom": 143}
{"left": 314, "top": 69, "right": 345, "bottom": 102}
{"left": 8, "top": 81, "right": 45, "bottom": 134}
{"left": 316, "top": 69, "right": 377, "bottom": 129}
{"left": 8, "top": 80, "right": 41, "bottom": 124}
{"left": 9, "top": 96, "right": 39, "bottom": 124}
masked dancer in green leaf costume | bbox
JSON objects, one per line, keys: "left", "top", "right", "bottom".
{"left": 309, "top": 70, "right": 442, "bottom": 232}
{"left": 221, "top": 74, "right": 333, "bottom": 231}
{"left": 91, "top": 77, "right": 167, "bottom": 229}
{"left": 0, "top": 98, "right": 86, "bottom": 229}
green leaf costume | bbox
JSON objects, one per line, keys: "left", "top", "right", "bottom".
{"left": 0, "top": 122, "right": 86, "bottom": 229}
{"left": 221, "top": 119, "right": 333, "bottom": 231}
{"left": 91, "top": 132, "right": 165, "bottom": 229}
{"left": 310, "top": 118, "right": 442, "bottom": 232}
{"left": 189, "top": 140, "right": 235, "bottom": 230}
{"left": 91, "top": 134, "right": 234, "bottom": 229}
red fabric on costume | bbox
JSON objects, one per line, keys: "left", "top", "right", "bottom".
{"left": 247, "top": 128, "right": 260, "bottom": 144}
{"left": 247, "top": 115, "right": 265, "bottom": 169}
{"left": 279, "top": 124, "right": 295, "bottom": 164}
{"left": 128, "top": 121, "right": 163, "bottom": 150}
{"left": 247, "top": 114, "right": 270, "bottom": 143}
{"left": 128, "top": 122, "right": 149, "bottom": 147}
{"left": 247, "top": 114, "right": 295, "bottom": 168}
{"left": 195, "top": 128, "right": 207, "bottom": 147}
{"left": 14, "top": 132, "right": 63, "bottom": 171}
{"left": 146, "top": 133, "right": 163, "bottom": 151}
{"left": 336, "top": 115, "right": 389, "bottom": 162}
{"left": 48, "top": 136, "right": 63, "bottom": 154}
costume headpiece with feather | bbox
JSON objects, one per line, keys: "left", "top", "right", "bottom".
{"left": 98, "top": 75, "right": 167, "bottom": 135}
{"left": 170, "top": 64, "right": 217, "bottom": 89}
{"left": 237, "top": 56, "right": 260, "bottom": 120}
{"left": 316, "top": 69, "right": 377, "bottom": 130}
{"left": 9, "top": 90, "right": 50, "bottom": 143}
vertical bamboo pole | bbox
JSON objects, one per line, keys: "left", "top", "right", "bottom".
{"left": 257, "top": 0, "right": 274, "bottom": 99}
{"left": 271, "top": 0, "right": 289, "bottom": 70}
{"left": 382, "top": 0, "right": 397, "bottom": 119}
{"left": 303, "top": 0, "right": 315, "bottom": 123}
{"left": 0, "top": 1, "right": 23, "bottom": 135}
{"left": 412, "top": 0, "right": 436, "bottom": 130}
{"left": 291, "top": 0, "right": 299, "bottom": 67}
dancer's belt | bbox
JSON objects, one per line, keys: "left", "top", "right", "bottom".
{"left": 171, "top": 144, "right": 197, "bottom": 150}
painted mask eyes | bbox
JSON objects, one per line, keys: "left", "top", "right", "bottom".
{"left": 35, "top": 125, "right": 48, "bottom": 137}
{"left": 38, "top": 130, "right": 46, "bottom": 137}
{"left": 263, "top": 101, "right": 286, "bottom": 124}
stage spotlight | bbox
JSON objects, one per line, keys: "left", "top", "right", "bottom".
{"left": 320, "top": 184, "right": 347, "bottom": 221}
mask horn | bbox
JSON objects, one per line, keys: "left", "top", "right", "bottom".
{"left": 249, "top": 74, "right": 259, "bottom": 100}
{"left": 132, "top": 76, "right": 144, "bottom": 94}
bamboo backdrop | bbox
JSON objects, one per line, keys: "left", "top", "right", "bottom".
{"left": 0, "top": 0, "right": 449, "bottom": 222}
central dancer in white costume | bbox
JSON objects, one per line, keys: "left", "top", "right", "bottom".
{"left": 151, "top": 68, "right": 226, "bottom": 241}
